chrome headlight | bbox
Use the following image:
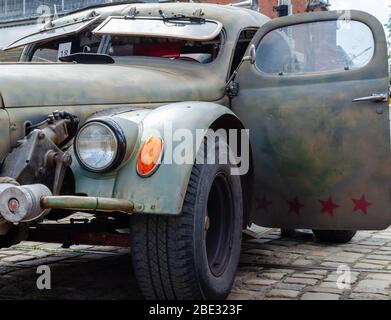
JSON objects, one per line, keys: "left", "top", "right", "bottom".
{"left": 74, "top": 119, "right": 126, "bottom": 173}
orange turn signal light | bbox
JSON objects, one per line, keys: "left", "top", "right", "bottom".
{"left": 137, "top": 136, "right": 164, "bottom": 177}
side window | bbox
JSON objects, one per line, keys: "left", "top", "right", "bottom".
{"left": 31, "top": 31, "right": 101, "bottom": 62}
{"left": 256, "top": 20, "right": 375, "bottom": 75}
{"left": 230, "top": 28, "right": 259, "bottom": 76}
{"left": 32, "top": 47, "right": 58, "bottom": 62}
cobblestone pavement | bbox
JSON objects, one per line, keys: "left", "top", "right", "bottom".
{"left": 1, "top": 228, "right": 391, "bottom": 300}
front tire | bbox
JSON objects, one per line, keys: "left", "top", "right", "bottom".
{"left": 131, "top": 133, "right": 243, "bottom": 300}
{"left": 312, "top": 230, "right": 356, "bottom": 244}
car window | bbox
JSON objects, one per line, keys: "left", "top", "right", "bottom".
{"left": 31, "top": 31, "right": 101, "bottom": 62}
{"left": 230, "top": 28, "right": 258, "bottom": 76}
{"left": 107, "top": 35, "right": 221, "bottom": 64}
{"left": 256, "top": 20, "right": 375, "bottom": 75}
{"left": 5, "top": 16, "right": 101, "bottom": 50}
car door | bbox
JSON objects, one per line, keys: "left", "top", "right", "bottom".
{"left": 232, "top": 10, "right": 390, "bottom": 230}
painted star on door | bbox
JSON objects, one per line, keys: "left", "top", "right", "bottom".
{"left": 256, "top": 194, "right": 272, "bottom": 212}
{"left": 288, "top": 196, "right": 304, "bottom": 215}
{"left": 319, "top": 196, "right": 339, "bottom": 216}
{"left": 352, "top": 195, "right": 372, "bottom": 214}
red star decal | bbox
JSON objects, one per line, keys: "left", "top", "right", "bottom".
{"left": 319, "top": 196, "right": 339, "bottom": 216}
{"left": 256, "top": 194, "right": 272, "bottom": 212}
{"left": 288, "top": 196, "right": 304, "bottom": 215}
{"left": 352, "top": 195, "right": 372, "bottom": 214}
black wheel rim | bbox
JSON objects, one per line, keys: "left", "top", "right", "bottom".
{"left": 205, "top": 172, "right": 234, "bottom": 277}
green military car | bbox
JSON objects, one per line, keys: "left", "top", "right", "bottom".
{"left": 0, "top": 1, "right": 389, "bottom": 299}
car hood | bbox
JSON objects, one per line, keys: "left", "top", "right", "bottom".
{"left": 0, "top": 63, "right": 224, "bottom": 107}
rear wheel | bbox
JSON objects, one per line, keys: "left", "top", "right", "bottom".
{"left": 131, "top": 133, "right": 243, "bottom": 299}
{"left": 312, "top": 230, "right": 356, "bottom": 244}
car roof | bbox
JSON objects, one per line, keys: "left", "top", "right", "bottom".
{"left": 51, "top": 2, "right": 269, "bottom": 37}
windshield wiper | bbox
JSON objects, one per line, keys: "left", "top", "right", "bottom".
{"left": 158, "top": 10, "right": 205, "bottom": 24}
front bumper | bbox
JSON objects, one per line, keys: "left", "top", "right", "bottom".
{"left": 0, "top": 183, "right": 137, "bottom": 223}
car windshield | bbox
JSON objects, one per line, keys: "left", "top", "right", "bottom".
{"left": 91, "top": 16, "right": 223, "bottom": 64}
{"left": 106, "top": 34, "right": 222, "bottom": 64}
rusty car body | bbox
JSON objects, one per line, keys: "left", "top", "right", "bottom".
{"left": 0, "top": 1, "right": 389, "bottom": 299}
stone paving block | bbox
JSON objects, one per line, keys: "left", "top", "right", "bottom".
{"left": 318, "top": 281, "right": 340, "bottom": 289}
{"left": 366, "top": 273, "right": 391, "bottom": 281}
{"left": 244, "top": 277, "right": 276, "bottom": 286}
{"left": 274, "top": 283, "right": 306, "bottom": 291}
{"left": 320, "top": 262, "right": 346, "bottom": 268}
{"left": 266, "top": 289, "right": 300, "bottom": 299}
{"left": 244, "top": 249, "right": 274, "bottom": 256}
{"left": 275, "top": 252, "right": 301, "bottom": 260}
{"left": 309, "top": 286, "right": 346, "bottom": 294}
{"left": 360, "top": 259, "right": 389, "bottom": 266}
{"left": 227, "top": 291, "right": 256, "bottom": 300}
{"left": 291, "top": 273, "right": 324, "bottom": 280}
{"left": 348, "top": 292, "right": 390, "bottom": 300}
{"left": 335, "top": 251, "right": 364, "bottom": 259}
{"left": 260, "top": 272, "right": 286, "bottom": 280}
{"left": 69, "top": 245, "right": 94, "bottom": 250}
{"left": 324, "top": 256, "right": 359, "bottom": 263}
{"left": 353, "top": 279, "right": 391, "bottom": 294}
{"left": 263, "top": 268, "right": 295, "bottom": 274}
{"left": 36, "top": 243, "right": 63, "bottom": 250}
{"left": 304, "top": 269, "right": 328, "bottom": 276}
{"left": 0, "top": 250, "right": 25, "bottom": 256}
{"left": 354, "top": 263, "right": 386, "bottom": 270}
{"left": 284, "top": 277, "right": 318, "bottom": 285}
{"left": 25, "top": 250, "right": 52, "bottom": 258}
{"left": 291, "top": 259, "right": 315, "bottom": 266}
{"left": 257, "top": 257, "right": 292, "bottom": 265}
{"left": 18, "top": 241, "right": 45, "bottom": 247}
{"left": 309, "top": 250, "right": 331, "bottom": 257}
{"left": 236, "top": 270, "right": 255, "bottom": 278}
{"left": 340, "top": 247, "right": 373, "bottom": 254}
{"left": 301, "top": 292, "right": 340, "bottom": 300}
{"left": 366, "top": 254, "right": 391, "bottom": 261}
{"left": 1, "top": 255, "right": 36, "bottom": 263}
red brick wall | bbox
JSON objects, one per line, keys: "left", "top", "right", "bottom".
{"left": 197, "top": 0, "right": 307, "bottom": 19}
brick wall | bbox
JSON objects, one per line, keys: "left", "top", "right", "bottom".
{"left": 199, "top": 0, "right": 307, "bottom": 18}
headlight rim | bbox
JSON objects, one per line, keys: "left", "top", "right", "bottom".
{"left": 74, "top": 117, "right": 127, "bottom": 173}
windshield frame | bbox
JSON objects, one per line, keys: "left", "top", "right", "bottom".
{"left": 92, "top": 16, "right": 223, "bottom": 41}
{"left": 4, "top": 15, "right": 101, "bottom": 51}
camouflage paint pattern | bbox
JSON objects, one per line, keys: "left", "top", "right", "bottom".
{"left": 233, "top": 11, "right": 390, "bottom": 230}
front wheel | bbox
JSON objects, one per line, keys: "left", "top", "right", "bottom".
{"left": 131, "top": 133, "right": 243, "bottom": 300}
{"left": 312, "top": 230, "right": 357, "bottom": 244}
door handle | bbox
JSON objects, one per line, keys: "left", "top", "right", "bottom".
{"left": 352, "top": 93, "right": 388, "bottom": 103}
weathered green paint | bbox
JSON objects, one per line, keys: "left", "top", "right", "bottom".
{"left": 0, "top": 4, "right": 389, "bottom": 231}
{"left": 0, "top": 109, "right": 10, "bottom": 161}
{"left": 73, "top": 101, "right": 237, "bottom": 214}
{"left": 0, "top": 62, "right": 225, "bottom": 107}
{"left": 234, "top": 11, "right": 391, "bottom": 230}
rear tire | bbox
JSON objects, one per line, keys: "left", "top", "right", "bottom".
{"left": 131, "top": 132, "right": 243, "bottom": 299}
{"left": 312, "top": 230, "right": 356, "bottom": 244}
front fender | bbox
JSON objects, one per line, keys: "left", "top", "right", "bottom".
{"left": 72, "top": 101, "right": 238, "bottom": 215}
